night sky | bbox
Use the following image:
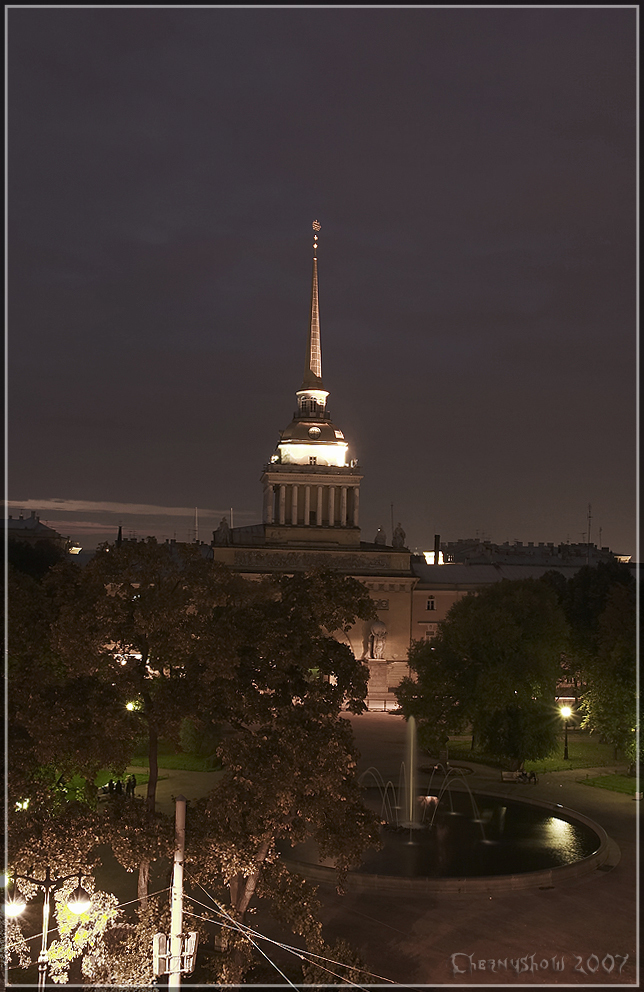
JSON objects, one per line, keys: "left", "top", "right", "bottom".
{"left": 8, "top": 8, "right": 637, "bottom": 555}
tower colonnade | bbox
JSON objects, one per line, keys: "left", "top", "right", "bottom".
{"left": 262, "top": 478, "right": 360, "bottom": 528}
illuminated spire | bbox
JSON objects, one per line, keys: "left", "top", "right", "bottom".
{"left": 301, "top": 220, "right": 323, "bottom": 389}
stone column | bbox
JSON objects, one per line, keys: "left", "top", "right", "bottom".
{"left": 352, "top": 487, "right": 360, "bottom": 526}
{"left": 304, "top": 485, "right": 311, "bottom": 525}
{"left": 328, "top": 486, "right": 335, "bottom": 527}
{"left": 316, "top": 486, "right": 323, "bottom": 526}
{"left": 264, "top": 485, "right": 274, "bottom": 524}
{"left": 291, "top": 485, "right": 298, "bottom": 525}
{"left": 279, "top": 485, "right": 286, "bottom": 525}
{"left": 340, "top": 486, "right": 348, "bottom": 526}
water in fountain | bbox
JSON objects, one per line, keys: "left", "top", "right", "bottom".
{"left": 346, "top": 719, "right": 602, "bottom": 878}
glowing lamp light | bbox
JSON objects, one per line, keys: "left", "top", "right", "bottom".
{"left": 4, "top": 892, "right": 26, "bottom": 917}
{"left": 126, "top": 702, "right": 136, "bottom": 711}
{"left": 67, "top": 882, "right": 92, "bottom": 915}
{"left": 559, "top": 706, "right": 572, "bottom": 760}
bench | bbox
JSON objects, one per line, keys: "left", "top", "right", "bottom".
{"left": 501, "top": 770, "right": 537, "bottom": 784}
{"left": 501, "top": 771, "right": 520, "bottom": 782}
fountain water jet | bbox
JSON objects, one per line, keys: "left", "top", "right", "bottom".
{"left": 402, "top": 715, "right": 422, "bottom": 829}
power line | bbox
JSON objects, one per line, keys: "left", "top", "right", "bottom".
{"left": 184, "top": 878, "right": 397, "bottom": 987}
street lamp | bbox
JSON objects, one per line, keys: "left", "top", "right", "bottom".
{"left": 4, "top": 868, "right": 92, "bottom": 989}
{"left": 560, "top": 706, "right": 572, "bottom": 760}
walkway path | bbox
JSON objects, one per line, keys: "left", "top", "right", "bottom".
{"left": 126, "top": 712, "right": 638, "bottom": 986}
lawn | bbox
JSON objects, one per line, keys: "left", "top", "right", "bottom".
{"left": 127, "top": 741, "right": 221, "bottom": 772}
{"left": 445, "top": 732, "right": 624, "bottom": 773}
{"left": 580, "top": 774, "right": 639, "bottom": 796}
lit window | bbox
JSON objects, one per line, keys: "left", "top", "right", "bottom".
{"left": 426, "top": 597, "right": 436, "bottom": 611}
{"left": 309, "top": 456, "right": 317, "bottom": 465}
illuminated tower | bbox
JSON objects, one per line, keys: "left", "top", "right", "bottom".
{"left": 260, "top": 222, "right": 362, "bottom": 546}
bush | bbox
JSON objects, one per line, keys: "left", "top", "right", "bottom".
{"left": 179, "top": 717, "right": 220, "bottom": 757}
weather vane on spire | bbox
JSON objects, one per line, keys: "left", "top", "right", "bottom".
{"left": 312, "top": 219, "right": 321, "bottom": 253}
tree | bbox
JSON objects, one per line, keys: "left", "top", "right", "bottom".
{"left": 183, "top": 569, "right": 380, "bottom": 984}
{"left": 396, "top": 578, "right": 569, "bottom": 768}
{"left": 49, "top": 539, "right": 247, "bottom": 904}
{"left": 7, "top": 563, "right": 174, "bottom": 983}
{"left": 579, "top": 583, "right": 637, "bottom": 765}
{"left": 7, "top": 565, "right": 139, "bottom": 814}
{"left": 8, "top": 538, "right": 66, "bottom": 581}
{"left": 560, "top": 560, "right": 635, "bottom": 658}
{"left": 8, "top": 551, "right": 380, "bottom": 984}
{"left": 545, "top": 561, "right": 637, "bottom": 766}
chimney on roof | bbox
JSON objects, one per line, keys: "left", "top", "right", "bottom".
{"left": 434, "top": 534, "right": 440, "bottom": 561}
{"left": 31, "top": 510, "right": 36, "bottom": 519}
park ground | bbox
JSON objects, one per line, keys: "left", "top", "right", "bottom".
{"left": 9, "top": 712, "right": 639, "bottom": 987}
{"left": 132, "top": 712, "right": 639, "bottom": 987}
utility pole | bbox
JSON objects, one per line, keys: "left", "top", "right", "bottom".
{"left": 586, "top": 503, "right": 592, "bottom": 564}
{"left": 230, "top": 506, "right": 234, "bottom": 529}
{"left": 168, "top": 795, "right": 187, "bottom": 991}
{"left": 390, "top": 503, "right": 394, "bottom": 544}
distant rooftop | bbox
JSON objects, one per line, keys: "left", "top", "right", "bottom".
{"left": 7, "top": 510, "right": 78, "bottom": 551}
{"left": 437, "top": 537, "right": 631, "bottom": 568}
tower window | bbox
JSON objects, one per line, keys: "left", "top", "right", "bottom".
{"left": 426, "top": 597, "right": 436, "bottom": 611}
{"left": 309, "top": 456, "right": 317, "bottom": 465}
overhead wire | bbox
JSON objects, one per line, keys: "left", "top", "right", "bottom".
{"left": 184, "top": 877, "right": 396, "bottom": 987}
{"left": 182, "top": 907, "right": 369, "bottom": 991}
{"left": 182, "top": 908, "right": 300, "bottom": 990}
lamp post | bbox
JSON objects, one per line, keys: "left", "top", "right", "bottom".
{"left": 560, "top": 706, "right": 572, "bottom": 761}
{"left": 4, "top": 868, "right": 91, "bottom": 989}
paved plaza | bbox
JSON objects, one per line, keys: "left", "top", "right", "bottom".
{"left": 130, "top": 710, "right": 639, "bottom": 988}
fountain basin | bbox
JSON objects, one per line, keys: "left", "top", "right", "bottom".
{"left": 281, "top": 791, "right": 615, "bottom": 894}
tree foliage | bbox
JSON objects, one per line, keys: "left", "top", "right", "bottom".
{"left": 578, "top": 582, "right": 638, "bottom": 763}
{"left": 396, "top": 578, "right": 568, "bottom": 767}
{"left": 544, "top": 562, "right": 637, "bottom": 765}
{"left": 8, "top": 545, "right": 379, "bottom": 985}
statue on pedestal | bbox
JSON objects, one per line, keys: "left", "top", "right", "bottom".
{"left": 370, "top": 620, "right": 387, "bottom": 660}
{"left": 392, "top": 522, "right": 406, "bottom": 549}
{"left": 213, "top": 517, "right": 231, "bottom": 546}
{"left": 374, "top": 527, "right": 387, "bottom": 546}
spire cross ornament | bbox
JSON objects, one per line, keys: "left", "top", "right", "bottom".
{"left": 312, "top": 219, "right": 321, "bottom": 253}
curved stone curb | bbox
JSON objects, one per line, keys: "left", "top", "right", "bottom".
{"left": 283, "top": 792, "right": 616, "bottom": 894}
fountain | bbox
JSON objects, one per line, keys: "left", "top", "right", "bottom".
{"left": 281, "top": 718, "right": 612, "bottom": 893}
